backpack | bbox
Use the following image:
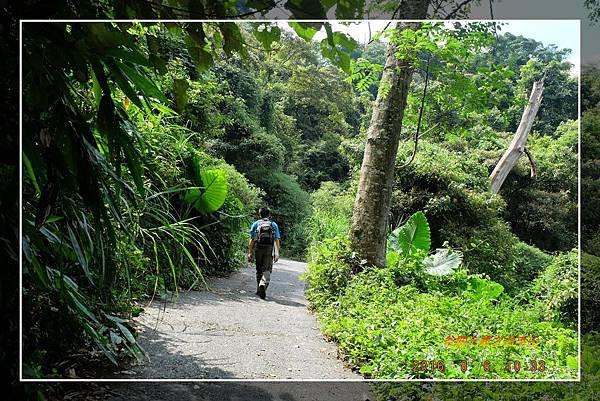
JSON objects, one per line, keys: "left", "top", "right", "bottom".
{"left": 256, "top": 219, "right": 275, "bottom": 245}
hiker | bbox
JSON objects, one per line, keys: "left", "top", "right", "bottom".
{"left": 247, "top": 207, "right": 281, "bottom": 299}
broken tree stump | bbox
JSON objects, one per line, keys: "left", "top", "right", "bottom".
{"left": 489, "top": 79, "right": 544, "bottom": 194}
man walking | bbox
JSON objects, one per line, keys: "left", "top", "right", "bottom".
{"left": 248, "top": 207, "right": 281, "bottom": 299}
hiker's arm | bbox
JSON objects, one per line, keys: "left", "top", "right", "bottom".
{"left": 247, "top": 239, "right": 255, "bottom": 262}
{"left": 273, "top": 239, "right": 280, "bottom": 262}
{"left": 272, "top": 222, "right": 281, "bottom": 263}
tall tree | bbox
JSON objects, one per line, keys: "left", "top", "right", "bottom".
{"left": 349, "top": 1, "right": 429, "bottom": 267}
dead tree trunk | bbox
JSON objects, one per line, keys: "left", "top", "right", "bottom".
{"left": 348, "top": 21, "right": 423, "bottom": 268}
{"left": 489, "top": 79, "right": 544, "bottom": 194}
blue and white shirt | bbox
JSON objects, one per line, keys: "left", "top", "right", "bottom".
{"left": 250, "top": 218, "right": 281, "bottom": 240}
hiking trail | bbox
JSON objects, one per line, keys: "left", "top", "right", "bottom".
{"left": 118, "top": 259, "right": 363, "bottom": 380}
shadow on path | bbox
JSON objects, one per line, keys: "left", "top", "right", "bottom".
{"left": 107, "top": 382, "right": 374, "bottom": 401}
{"left": 112, "top": 259, "right": 362, "bottom": 380}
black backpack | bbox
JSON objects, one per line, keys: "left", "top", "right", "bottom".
{"left": 256, "top": 219, "right": 275, "bottom": 245}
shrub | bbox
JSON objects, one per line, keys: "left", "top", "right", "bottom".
{"left": 392, "top": 141, "right": 510, "bottom": 265}
{"left": 304, "top": 236, "right": 354, "bottom": 309}
{"left": 373, "top": 332, "right": 600, "bottom": 400}
{"left": 142, "top": 119, "right": 262, "bottom": 278}
{"left": 531, "top": 250, "right": 578, "bottom": 329}
{"left": 582, "top": 252, "right": 600, "bottom": 333}
{"left": 512, "top": 241, "right": 553, "bottom": 284}
{"left": 316, "top": 264, "right": 577, "bottom": 379}
{"left": 391, "top": 140, "right": 558, "bottom": 294}
{"left": 305, "top": 181, "right": 354, "bottom": 245}
{"left": 189, "top": 151, "right": 262, "bottom": 275}
{"left": 304, "top": 235, "right": 578, "bottom": 380}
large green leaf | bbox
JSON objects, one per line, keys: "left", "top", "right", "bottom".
{"left": 184, "top": 169, "right": 228, "bottom": 214}
{"left": 320, "top": 24, "right": 358, "bottom": 73}
{"left": 288, "top": 21, "right": 322, "bottom": 41}
{"left": 464, "top": 277, "right": 504, "bottom": 301}
{"left": 184, "top": 24, "right": 214, "bottom": 72}
{"left": 423, "top": 248, "right": 462, "bottom": 276}
{"left": 198, "top": 170, "right": 228, "bottom": 213}
{"left": 218, "top": 23, "right": 244, "bottom": 57}
{"left": 390, "top": 211, "right": 431, "bottom": 256}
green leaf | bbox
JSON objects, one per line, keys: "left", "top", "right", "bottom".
{"left": 390, "top": 211, "right": 431, "bottom": 256}
{"left": 116, "top": 61, "right": 168, "bottom": 103}
{"left": 173, "top": 78, "right": 189, "bottom": 113}
{"left": 119, "top": 125, "right": 145, "bottom": 196}
{"left": 185, "top": 25, "right": 214, "bottom": 71}
{"left": 288, "top": 21, "right": 322, "bottom": 41}
{"left": 334, "top": 0, "right": 365, "bottom": 18}
{"left": 197, "top": 169, "right": 228, "bottom": 213}
{"left": 81, "top": 321, "right": 118, "bottom": 366}
{"left": 67, "top": 224, "right": 93, "bottom": 284}
{"left": 320, "top": 26, "right": 358, "bottom": 73}
{"left": 423, "top": 248, "right": 462, "bottom": 276}
{"left": 116, "top": 322, "right": 136, "bottom": 344}
{"left": 464, "top": 277, "right": 504, "bottom": 301}
{"left": 218, "top": 23, "right": 244, "bottom": 57}
{"left": 252, "top": 23, "right": 281, "bottom": 51}
{"left": 184, "top": 169, "right": 228, "bottom": 214}
{"left": 87, "top": 23, "right": 132, "bottom": 48}
{"left": 566, "top": 355, "right": 578, "bottom": 370}
{"left": 285, "top": 0, "right": 326, "bottom": 19}
{"left": 104, "top": 47, "right": 150, "bottom": 66}
{"left": 105, "top": 60, "right": 145, "bottom": 109}
{"left": 23, "top": 151, "right": 41, "bottom": 195}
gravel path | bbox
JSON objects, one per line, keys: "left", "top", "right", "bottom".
{"left": 120, "top": 259, "right": 364, "bottom": 380}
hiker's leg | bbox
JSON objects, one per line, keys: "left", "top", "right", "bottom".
{"left": 254, "top": 250, "right": 263, "bottom": 292}
{"left": 260, "top": 269, "right": 271, "bottom": 289}
{"left": 259, "top": 246, "right": 274, "bottom": 289}
{"left": 255, "top": 247, "right": 268, "bottom": 288}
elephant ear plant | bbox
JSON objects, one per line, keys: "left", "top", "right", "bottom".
{"left": 388, "top": 211, "right": 463, "bottom": 277}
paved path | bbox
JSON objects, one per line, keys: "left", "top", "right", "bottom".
{"left": 121, "top": 259, "right": 365, "bottom": 380}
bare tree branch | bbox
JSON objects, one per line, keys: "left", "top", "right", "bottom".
{"left": 399, "top": 56, "right": 431, "bottom": 170}
{"left": 524, "top": 147, "right": 537, "bottom": 178}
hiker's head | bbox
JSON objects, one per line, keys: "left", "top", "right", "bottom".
{"left": 259, "top": 207, "right": 271, "bottom": 218}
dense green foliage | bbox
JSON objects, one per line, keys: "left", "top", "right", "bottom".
{"left": 373, "top": 332, "right": 599, "bottom": 400}
{"left": 303, "top": 22, "right": 579, "bottom": 380}
{"left": 21, "top": 19, "right": 584, "bottom": 382}
{"left": 305, "top": 209, "right": 578, "bottom": 379}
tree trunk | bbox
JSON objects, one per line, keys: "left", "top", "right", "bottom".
{"left": 349, "top": 20, "right": 425, "bottom": 268}
{"left": 489, "top": 79, "right": 544, "bottom": 194}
